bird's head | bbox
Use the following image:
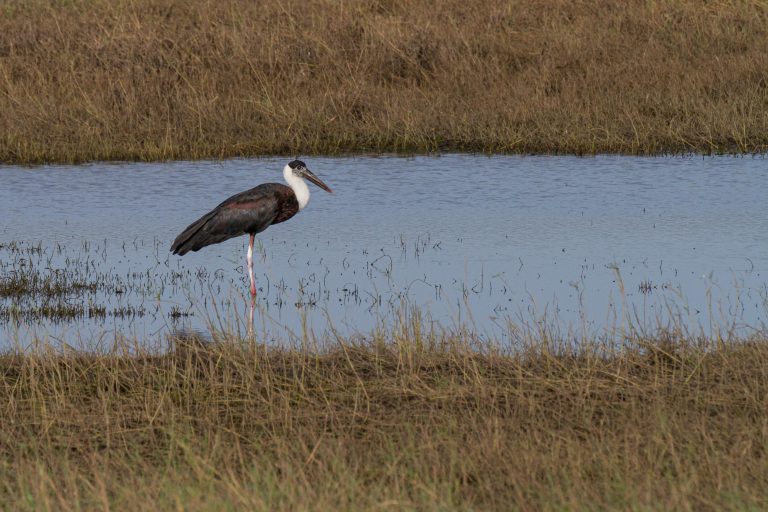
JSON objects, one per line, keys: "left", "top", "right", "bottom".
{"left": 285, "top": 160, "right": 333, "bottom": 193}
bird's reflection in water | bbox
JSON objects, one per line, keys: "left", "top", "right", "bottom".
{"left": 248, "top": 296, "right": 255, "bottom": 338}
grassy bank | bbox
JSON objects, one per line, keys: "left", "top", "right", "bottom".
{"left": 1, "top": 0, "right": 768, "bottom": 163}
{"left": 1, "top": 329, "right": 767, "bottom": 510}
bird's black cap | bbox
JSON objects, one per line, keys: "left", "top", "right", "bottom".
{"left": 288, "top": 159, "right": 306, "bottom": 169}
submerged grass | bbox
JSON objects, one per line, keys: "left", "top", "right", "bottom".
{"left": 1, "top": 324, "right": 767, "bottom": 510}
{"left": 2, "top": 0, "right": 768, "bottom": 163}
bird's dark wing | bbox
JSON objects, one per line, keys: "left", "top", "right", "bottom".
{"left": 171, "top": 183, "right": 299, "bottom": 255}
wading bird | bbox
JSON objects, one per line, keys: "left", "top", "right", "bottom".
{"left": 171, "top": 160, "right": 332, "bottom": 297}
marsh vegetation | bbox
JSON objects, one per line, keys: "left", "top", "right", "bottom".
{"left": 1, "top": 0, "right": 767, "bottom": 163}
{"left": 1, "top": 325, "right": 767, "bottom": 510}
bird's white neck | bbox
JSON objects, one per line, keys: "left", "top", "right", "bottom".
{"left": 283, "top": 164, "right": 310, "bottom": 210}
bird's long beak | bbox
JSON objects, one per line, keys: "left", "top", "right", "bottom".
{"left": 304, "top": 168, "right": 333, "bottom": 193}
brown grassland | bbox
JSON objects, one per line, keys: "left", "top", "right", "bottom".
{"left": 1, "top": 325, "right": 767, "bottom": 510}
{"left": 1, "top": 0, "right": 768, "bottom": 163}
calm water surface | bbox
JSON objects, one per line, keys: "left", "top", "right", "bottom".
{"left": 1, "top": 155, "right": 767, "bottom": 347}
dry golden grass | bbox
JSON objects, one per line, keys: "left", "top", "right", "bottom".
{"left": 1, "top": 0, "right": 768, "bottom": 163}
{"left": 1, "top": 326, "right": 767, "bottom": 510}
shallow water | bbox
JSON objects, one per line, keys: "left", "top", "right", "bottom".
{"left": 1, "top": 154, "right": 767, "bottom": 347}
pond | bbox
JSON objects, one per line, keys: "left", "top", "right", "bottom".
{"left": 1, "top": 154, "right": 767, "bottom": 348}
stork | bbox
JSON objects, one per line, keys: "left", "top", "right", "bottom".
{"left": 170, "top": 160, "right": 332, "bottom": 297}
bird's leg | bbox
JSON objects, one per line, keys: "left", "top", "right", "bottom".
{"left": 247, "top": 234, "right": 256, "bottom": 298}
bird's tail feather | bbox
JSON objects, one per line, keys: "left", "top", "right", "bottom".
{"left": 171, "top": 211, "right": 219, "bottom": 255}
